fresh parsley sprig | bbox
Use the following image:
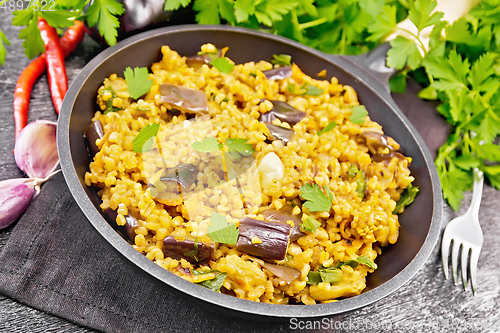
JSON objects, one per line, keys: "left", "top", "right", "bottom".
{"left": 133, "top": 123, "right": 160, "bottom": 153}
{"left": 207, "top": 212, "right": 239, "bottom": 245}
{"left": 124, "top": 67, "right": 153, "bottom": 100}
{"left": 373, "top": 0, "right": 500, "bottom": 210}
{"left": 191, "top": 137, "right": 255, "bottom": 158}
{"left": 299, "top": 183, "right": 333, "bottom": 212}
{"left": 6, "top": 0, "right": 124, "bottom": 61}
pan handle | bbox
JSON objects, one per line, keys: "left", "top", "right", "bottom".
{"left": 337, "top": 43, "right": 395, "bottom": 93}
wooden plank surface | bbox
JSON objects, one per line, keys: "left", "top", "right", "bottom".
{"left": 0, "top": 10, "right": 499, "bottom": 333}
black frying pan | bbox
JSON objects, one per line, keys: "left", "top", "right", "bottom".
{"left": 57, "top": 25, "right": 442, "bottom": 320}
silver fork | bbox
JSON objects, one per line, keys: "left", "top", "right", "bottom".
{"left": 441, "top": 168, "right": 484, "bottom": 295}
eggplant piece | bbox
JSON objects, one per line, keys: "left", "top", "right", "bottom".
{"left": 262, "top": 66, "right": 292, "bottom": 80}
{"left": 372, "top": 152, "right": 407, "bottom": 163}
{"left": 358, "top": 132, "right": 394, "bottom": 154}
{"left": 260, "top": 100, "right": 306, "bottom": 126}
{"left": 160, "top": 162, "right": 199, "bottom": 191}
{"left": 151, "top": 162, "right": 199, "bottom": 206}
{"left": 103, "top": 208, "right": 139, "bottom": 242}
{"left": 163, "top": 236, "right": 214, "bottom": 263}
{"left": 262, "top": 262, "right": 300, "bottom": 284}
{"left": 159, "top": 83, "right": 209, "bottom": 115}
{"left": 84, "top": 120, "right": 104, "bottom": 155}
{"left": 262, "top": 209, "right": 305, "bottom": 241}
{"left": 236, "top": 217, "right": 290, "bottom": 260}
{"left": 264, "top": 123, "right": 294, "bottom": 144}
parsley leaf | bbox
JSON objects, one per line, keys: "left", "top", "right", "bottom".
{"left": 14, "top": 9, "right": 45, "bottom": 60}
{"left": 193, "top": 269, "right": 227, "bottom": 292}
{"left": 319, "top": 268, "right": 342, "bottom": 284}
{"left": 192, "top": 137, "right": 223, "bottom": 153}
{"left": 86, "top": 0, "right": 125, "bottom": 46}
{"left": 209, "top": 57, "right": 234, "bottom": 74}
{"left": 393, "top": 184, "right": 419, "bottom": 214}
{"left": 287, "top": 83, "right": 323, "bottom": 96}
{"left": 40, "top": 10, "right": 76, "bottom": 28}
{"left": 299, "top": 183, "right": 333, "bottom": 212}
{"left": 387, "top": 36, "right": 423, "bottom": 70}
{"left": 124, "top": 67, "right": 153, "bottom": 100}
{"left": 408, "top": 0, "right": 443, "bottom": 31}
{"left": 353, "top": 255, "right": 378, "bottom": 270}
{"left": 305, "top": 84, "right": 323, "bottom": 96}
{"left": 164, "top": 0, "right": 192, "bottom": 11}
{"left": 301, "top": 216, "right": 320, "bottom": 232}
{"left": 0, "top": 29, "right": 10, "bottom": 66}
{"left": 317, "top": 121, "right": 337, "bottom": 136}
{"left": 225, "top": 138, "right": 255, "bottom": 158}
{"left": 207, "top": 212, "right": 239, "bottom": 245}
{"left": 306, "top": 271, "right": 322, "bottom": 285}
{"left": 133, "top": 123, "right": 160, "bottom": 153}
{"left": 349, "top": 105, "right": 368, "bottom": 124}
{"left": 271, "top": 54, "right": 292, "bottom": 66}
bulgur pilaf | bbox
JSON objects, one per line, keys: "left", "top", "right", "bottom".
{"left": 84, "top": 43, "right": 417, "bottom": 304}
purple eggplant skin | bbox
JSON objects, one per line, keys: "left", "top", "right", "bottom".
{"left": 159, "top": 83, "right": 209, "bottom": 115}
{"left": 103, "top": 208, "right": 139, "bottom": 242}
{"left": 84, "top": 119, "right": 104, "bottom": 156}
{"left": 358, "top": 132, "right": 395, "bottom": 154}
{"left": 0, "top": 179, "right": 36, "bottom": 230}
{"left": 236, "top": 217, "right": 290, "bottom": 260}
{"left": 262, "top": 209, "right": 305, "bottom": 241}
{"left": 260, "top": 100, "right": 306, "bottom": 126}
{"left": 372, "top": 152, "right": 407, "bottom": 163}
{"left": 160, "top": 162, "right": 199, "bottom": 192}
{"left": 262, "top": 66, "right": 292, "bottom": 80}
{"left": 163, "top": 236, "right": 214, "bottom": 263}
{"left": 264, "top": 123, "right": 294, "bottom": 144}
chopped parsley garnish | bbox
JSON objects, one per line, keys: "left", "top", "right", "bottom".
{"left": 349, "top": 105, "right": 368, "bottom": 124}
{"left": 191, "top": 137, "right": 223, "bottom": 153}
{"left": 209, "top": 57, "right": 234, "bottom": 74}
{"left": 393, "top": 184, "right": 420, "bottom": 214}
{"left": 193, "top": 269, "right": 227, "bottom": 292}
{"left": 299, "top": 183, "right": 333, "bottom": 212}
{"left": 305, "top": 84, "right": 324, "bottom": 96}
{"left": 336, "top": 255, "right": 378, "bottom": 270}
{"left": 132, "top": 123, "right": 160, "bottom": 153}
{"left": 287, "top": 83, "right": 324, "bottom": 96}
{"left": 301, "top": 216, "right": 320, "bottom": 232}
{"left": 317, "top": 121, "right": 337, "bottom": 136}
{"left": 271, "top": 54, "right": 292, "bottom": 67}
{"left": 307, "top": 267, "right": 342, "bottom": 285}
{"left": 225, "top": 138, "right": 255, "bottom": 158}
{"left": 101, "top": 86, "right": 118, "bottom": 114}
{"left": 124, "top": 67, "right": 153, "bottom": 100}
{"left": 207, "top": 212, "right": 239, "bottom": 245}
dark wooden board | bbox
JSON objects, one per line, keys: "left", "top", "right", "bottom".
{"left": 1, "top": 9, "right": 499, "bottom": 333}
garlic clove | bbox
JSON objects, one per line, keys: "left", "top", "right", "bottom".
{"left": 0, "top": 178, "right": 37, "bottom": 230}
{"left": 257, "top": 152, "right": 284, "bottom": 190}
{"left": 14, "top": 120, "right": 59, "bottom": 179}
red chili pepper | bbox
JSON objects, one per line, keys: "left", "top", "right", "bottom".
{"left": 13, "top": 21, "right": 85, "bottom": 139}
{"left": 38, "top": 18, "right": 67, "bottom": 115}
